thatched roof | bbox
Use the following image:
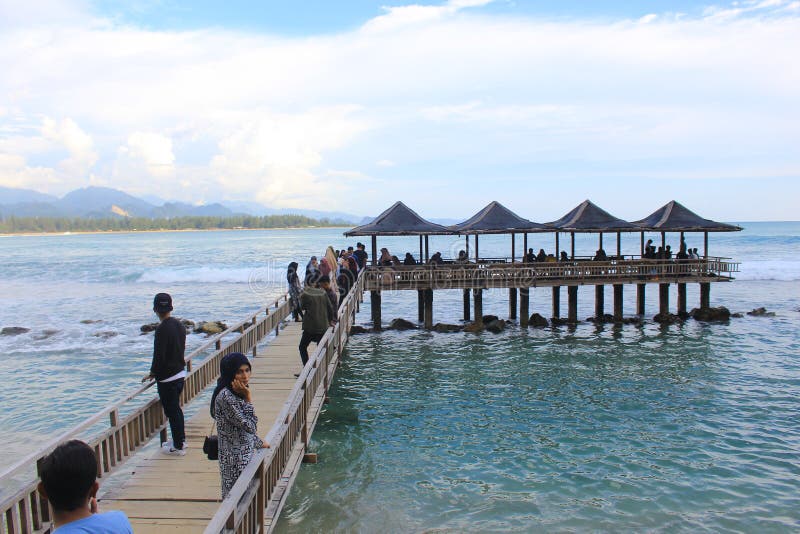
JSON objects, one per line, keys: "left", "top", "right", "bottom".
{"left": 449, "top": 201, "right": 551, "bottom": 234}
{"left": 633, "top": 200, "right": 742, "bottom": 232}
{"left": 344, "top": 201, "right": 453, "bottom": 236}
{"left": 546, "top": 199, "right": 638, "bottom": 232}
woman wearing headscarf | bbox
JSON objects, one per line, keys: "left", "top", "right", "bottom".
{"left": 379, "top": 247, "right": 393, "bottom": 266}
{"left": 211, "top": 353, "right": 269, "bottom": 499}
{"left": 325, "top": 246, "right": 339, "bottom": 297}
{"left": 305, "top": 256, "right": 319, "bottom": 285}
{"left": 287, "top": 262, "right": 303, "bottom": 321}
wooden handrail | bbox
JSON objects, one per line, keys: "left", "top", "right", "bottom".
{"left": 204, "top": 271, "right": 365, "bottom": 534}
{"left": 1, "top": 292, "right": 293, "bottom": 534}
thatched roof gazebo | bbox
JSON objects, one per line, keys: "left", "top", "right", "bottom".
{"left": 344, "top": 201, "right": 453, "bottom": 264}
{"left": 449, "top": 201, "right": 551, "bottom": 262}
{"left": 633, "top": 200, "right": 742, "bottom": 257}
{"left": 545, "top": 199, "right": 638, "bottom": 259}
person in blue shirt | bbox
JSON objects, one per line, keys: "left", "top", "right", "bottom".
{"left": 37, "top": 439, "right": 133, "bottom": 533}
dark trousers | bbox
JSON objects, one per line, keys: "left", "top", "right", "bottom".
{"left": 299, "top": 331, "right": 324, "bottom": 366}
{"left": 157, "top": 378, "right": 185, "bottom": 449}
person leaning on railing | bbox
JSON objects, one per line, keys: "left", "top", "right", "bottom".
{"left": 38, "top": 440, "right": 134, "bottom": 533}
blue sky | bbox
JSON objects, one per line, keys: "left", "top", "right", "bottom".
{"left": 91, "top": 1, "right": 716, "bottom": 34}
{"left": 0, "top": 0, "right": 798, "bottom": 220}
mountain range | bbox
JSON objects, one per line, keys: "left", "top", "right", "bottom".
{"left": 0, "top": 186, "right": 366, "bottom": 223}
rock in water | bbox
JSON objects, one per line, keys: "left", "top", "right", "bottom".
{"left": 387, "top": 318, "right": 418, "bottom": 330}
{"left": 433, "top": 323, "right": 462, "bottom": 333}
{"left": 691, "top": 306, "right": 731, "bottom": 322}
{"left": 140, "top": 322, "right": 159, "bottom": 333}
{"left": 528, "top": 313, "right": 549, "bottom": 328}
{"left": 463, "top": 322, "right": 484, "bottom": 333}
{"left": 481, "top": 315, "right": 499, "bottom": 324}
{"left": 1, "top": 327, "right": 30, "bottom": 336}
{"left": 194, "top": 321, "right": 228, "bottom": 335}
{"left": 485, "top": 319, "right": 506, "bottom": 333}
{"left": 654, "top": 313, "right": 681, "bottom": 324}
{"left": 747, "top": 307, "right": 776, "bottom": 317}
{"left": 80, "top": 319, "right": 102, "bottom": 324}
{"left": 349, "top": 325, "right": 371, "bottom": 335}
{"left": 93, "top": 331, "right": 119, "bottom": 339}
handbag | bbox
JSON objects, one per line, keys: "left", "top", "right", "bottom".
{"left": 203, "top": 421, "right": 218, "bottom": 460}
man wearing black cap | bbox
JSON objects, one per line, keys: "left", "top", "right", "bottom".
{"left": 142, "top": 292, "right": 187, "bottom": 456}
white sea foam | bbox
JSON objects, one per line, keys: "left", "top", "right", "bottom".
{"left": 136, "top": 265, "right": 284, "bottom": 285}
{"left": 736, "top": 260, "right": 800, "bottom": 281}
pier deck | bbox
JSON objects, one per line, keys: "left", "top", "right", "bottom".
{"left": 99, "top": 322, "right": 307, "bottom": 533}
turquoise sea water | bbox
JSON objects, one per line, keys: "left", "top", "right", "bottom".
{"left": 1, "top": 224, "right": 799, "bottom": 531}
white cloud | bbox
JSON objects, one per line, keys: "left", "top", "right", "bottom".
{"left": 41, "top": 117, "right": 97, "bottom": 176}
{"left": 0, "top": 0, "right": 798, "bottom": 216}
{"left": 120, "top": 131, "right": 175, "bottom": 178}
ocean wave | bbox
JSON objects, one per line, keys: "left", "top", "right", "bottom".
{"left": 136, "top": 265, "right": 285, "bottom": 285}
{"left": 737, "top": 260, "right": 800, "bottom": 281}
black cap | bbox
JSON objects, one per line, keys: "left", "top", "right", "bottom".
{"left": 153, "top": 293, "right": 173, "bottom": 313}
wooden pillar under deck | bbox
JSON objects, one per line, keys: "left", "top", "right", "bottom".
{"left": 552, "top": 286, "right": 561, "bottom": 319}
{"left": 463, "top": 289, "right": 471, "bottom": 321}
{"left": 424, "top": 289, "right": 433, "bottom": 330}
{"left": 520, "top": 288, "right": 530, "bottom": 327}
{"left": 659, "top": 283, "right": 669, "bottom": 316}
{"left": 509, "top": 288, "right": 517, "bottom": 320}
{"left": 595, "top": 285, "right": 604, "bottom": 319}
{"left": 567, "top": 286, "right": 578, "bottom": 323}
{"left": 677, "top": 283, "right": 687, "bottom": 315}
{"left": 700, "top": 282, "right": 710, "bottom": 309}
{"left": 613, "top": 284, "right": 623, "bottom": 322}
{"left": 473, "top": 289, "right": 483, "bottom": 324}
{"left": 417, "top": 290, "right": 424, "bottom": 322}
{"left": 637, "top": 284, "right": 646, "bottom": 315}
{"left": 371, "top": 290, "right": 382, "bottom": 330}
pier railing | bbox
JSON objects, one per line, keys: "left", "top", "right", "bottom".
{"left": 363, "top": 257, "right": 739, "bottom": 291}
{"left": 204, "top": 271, "right": 365, "bottom": 534}
{"left": 0, "top": 294, "right": 291, "bottom": 534}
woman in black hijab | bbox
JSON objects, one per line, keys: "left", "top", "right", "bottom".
{"left": 287, "top": 262, "right": 303, "bottom": 321}
{"left": 211, "top": 352, "right": 269, "bottom": 498}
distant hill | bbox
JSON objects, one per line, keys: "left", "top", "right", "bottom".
{"left": 0, "top": 185, "right": 364, "bottom": 223}
{"left": 0, "top": 186, "right": 58, "bottom": 205}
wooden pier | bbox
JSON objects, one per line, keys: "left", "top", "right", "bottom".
{"left": 1, "top": 275, "right": 364, "bottom": 534}
{"left": 363, "top": 257, "right": 739, "bottom": 328}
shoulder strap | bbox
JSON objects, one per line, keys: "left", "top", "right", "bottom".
{"left": 209, "top": 419, "right": 216, "bottom": 434}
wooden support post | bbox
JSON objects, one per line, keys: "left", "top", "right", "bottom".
{"left": 678, "top": 283, "right": 687, "bottom": 315}
{"left": 613, "top": 284, "right": 623, "bottom": 322}
{"left": 417, "top": 290, "right": 424, "bottom": 322}
{"left": 463, "top": 289, "right": 471, "bottom": 321}
{"left": 419, "top": 235, "right": 424, "bottom": 263}
{"left": 509, "top": 288, "right": 517, "bottom": 320}
{"left": 424, "top": 235, "right": 429, "bottom": 262}
{"left": 555, "top": 233, "right": 560, "bottom": 258}
{"left": 520, "top": 288, "right": 530, "bottom": 327}
{"left": 371, "top": 235, "right": 377, "bottom": 266}
{"left": 552, "top": 286, "right": 561, "bottom": 319}
{"left": 424, "top": 289, "right": 433, "bottom": 330}
{"left": 523, "top": 233, "right": 528, "bottom": 259}
{"left": 473, "top": 289, "right": 483, "bottom": 324}
{"left": 571, "top": 232, "right": 575, "bottom": 259}
{"left": 700, "top": 282, "right": 710, "bottom": 309}
{"left": 371, "top": 290, "right": 382, "bottom": 330}
{"left": 568, "top": 286, "right": 578, "bottom": 323}
{"left": 659, "top": 283, "right": 670, "bottom": 316}
{"left": 637, "top": 284, "right": 646, "bottom": 315}
{"left": 595, "top": 285, "right": 604, "bottom": 319}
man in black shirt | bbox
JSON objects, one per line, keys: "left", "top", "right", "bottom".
{"left": 142, "top": 293, "right": 187, "bottom": 456}
{"left": 352, "top": 242, "right": 368, "bottom": 271}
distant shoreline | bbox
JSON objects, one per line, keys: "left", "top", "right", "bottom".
{"left": 0, "top": 226, "right": 351, "bottom": 237}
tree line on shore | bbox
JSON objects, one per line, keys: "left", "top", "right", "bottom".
{"left": 0, "top": 214, "right": 349, "bottom": 233}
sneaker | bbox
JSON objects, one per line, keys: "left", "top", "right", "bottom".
{"left": 161, "top": 442, "right": 186, "bottom": 456}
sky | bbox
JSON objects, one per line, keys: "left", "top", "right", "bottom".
{"left": 0, "top": 0, "right": 798, "bottom": 221}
